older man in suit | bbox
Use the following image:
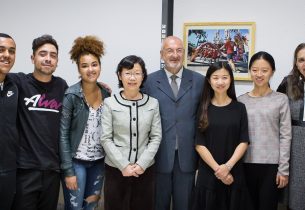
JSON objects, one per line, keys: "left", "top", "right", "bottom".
{"left": 144, "top": 36, "right": 204, "bottom": 210}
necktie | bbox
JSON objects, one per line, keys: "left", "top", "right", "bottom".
{"left": 170, "top": 74, "right": 179, "bottom": 149}
{"left": 170, "top": 74, "right": 178, "bottom": 98}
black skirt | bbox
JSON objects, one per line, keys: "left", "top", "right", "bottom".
{"left": 191, "top": 185, "right": 249, "bottom": 210}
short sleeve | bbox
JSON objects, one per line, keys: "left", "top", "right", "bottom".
{"left": 239, "top": 103, "right": 250, "bottom": 143}
{"left": 195, "top": 127, "right": 206, "bottom": 146}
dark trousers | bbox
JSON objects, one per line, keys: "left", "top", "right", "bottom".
{"left": 155, "top": 152, "right": 195, "bottom": 210}
{"left": 0, "top": 170, "right": 16, "bottom": 210}
{"left": 12, "top": 169, "right": 60, "bottom": 210}
{"left": 104, "top": 164, "right": 155, "bottom": 210}
{"left": 244, "top": 163, "right": 279, "bottom": 210}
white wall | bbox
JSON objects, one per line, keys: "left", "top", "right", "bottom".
{"left": 1, "top": 0, "right": 162, "bottom": 92}
{"left": 2, "top": 0, "right": 305, "bottom": 96}
{"left": 174, "top": 0, "right": 305, "bottom": 96}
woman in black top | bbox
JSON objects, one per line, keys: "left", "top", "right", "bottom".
{"left": 192, "top": 61, "right": 249, "bottom": 210}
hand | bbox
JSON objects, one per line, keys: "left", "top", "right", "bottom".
{"left": 276, "top": 175, "right": 288, "bottom": 188}
{"left": 214, "top": 164, "right": 230, "bottom": 180}
{"left": 133, "top": 164, "right": 145, "bottom": 176}
{"left": 221, "top": 173, "right": 234, "bottom": 185}
{"left": 65, "top": 176, "right": 78, "bottom": 190}
{"left": 122, "top": 165, "right": 138, "bottom": 177}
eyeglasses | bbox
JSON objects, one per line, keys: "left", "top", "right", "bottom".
{"left": 123, "top": 72, "right": 143, "bottom": 78}
{"left": 163, "top": 48, "right": 184, "bottom": 55}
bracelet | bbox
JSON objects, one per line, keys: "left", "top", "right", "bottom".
{"left": 224, "top": 163, "right": 232, "bottom": 171}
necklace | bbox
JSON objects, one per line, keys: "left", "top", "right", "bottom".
{"left": 83, "top": 88, "right": 102, "bottom": 109}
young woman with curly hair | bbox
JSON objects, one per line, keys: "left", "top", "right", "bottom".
{"left": 59, "top": 35, "right": 110, "bottom": 210}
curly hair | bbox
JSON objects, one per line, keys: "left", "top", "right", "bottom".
{"left": 69, "top": 35, "right": 105, "bottom": 64}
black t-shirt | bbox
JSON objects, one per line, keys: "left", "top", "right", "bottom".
{"left": 9, "top": 73, "right": 68, "bottom": 171}
{"left": 195, "top": 100, "right": 249, "bottom": 190}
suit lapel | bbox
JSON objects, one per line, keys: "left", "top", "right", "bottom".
{"left": 176, "top": 69, "right": 193, "bottom": 101}
{"left": 155, "top": 70, "right": 176, "bottom": 101}
{"left": 154, "top": 69, "right": 193, "bottom": 101}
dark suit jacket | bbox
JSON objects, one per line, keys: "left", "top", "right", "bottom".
{"left": 144, "top": 68, "right": 204, "bottom": 173}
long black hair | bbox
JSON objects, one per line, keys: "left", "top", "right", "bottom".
{"left": 198, "top": 61, "right": 237, "bottom": 131}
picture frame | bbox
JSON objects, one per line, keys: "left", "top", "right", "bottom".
{"left": 183, "top": 22, "right": 256, "bottom": 81}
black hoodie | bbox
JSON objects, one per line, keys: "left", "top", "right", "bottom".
{"left": 0, "top": 76, "right": 18, "bottom": 172}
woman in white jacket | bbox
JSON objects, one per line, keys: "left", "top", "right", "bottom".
{"left": 101, "top": 55, "right": 162, "bottom": 210}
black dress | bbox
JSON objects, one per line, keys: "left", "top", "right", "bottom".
{"left": 192, "top": 100, "right": 249, "bottom": 210}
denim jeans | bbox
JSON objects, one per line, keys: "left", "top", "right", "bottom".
{"left": 63, "top": 158, "right": 104, "bottom": 210}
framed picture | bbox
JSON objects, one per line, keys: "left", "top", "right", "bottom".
{"left": 183, "top": 22, "right": 255, "bottom": 81}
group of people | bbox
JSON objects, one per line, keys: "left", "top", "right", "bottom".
{"left": 0, "top": 32, "right": 304, "bottom": 210}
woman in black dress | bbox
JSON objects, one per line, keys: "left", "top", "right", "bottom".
{"left": 192, "top": 61, "right": 249, "bottom": 210}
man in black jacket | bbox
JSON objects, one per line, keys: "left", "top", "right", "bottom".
{"left": 0, "top": 33, "right": 18, "bottom": 210}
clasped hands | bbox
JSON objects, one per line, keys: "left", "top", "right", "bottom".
{"left": 122, "top": 164, "right": 144, "bottom": 177}
{"left": 214, "top": 164, "right": 234, "bottom": 185}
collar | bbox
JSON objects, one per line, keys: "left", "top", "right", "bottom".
{"left": 65, "top": 81, "right": 108, "bottom": 98}
{"left": 114, "top": 91, "right": 149, "bottom": 107}
{"left": 164, "top": 67, "right": 183, "bottom": 79}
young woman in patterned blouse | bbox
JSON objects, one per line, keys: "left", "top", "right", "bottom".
{"left": 59, "top": 36, "right": 110, "bottom": 210}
